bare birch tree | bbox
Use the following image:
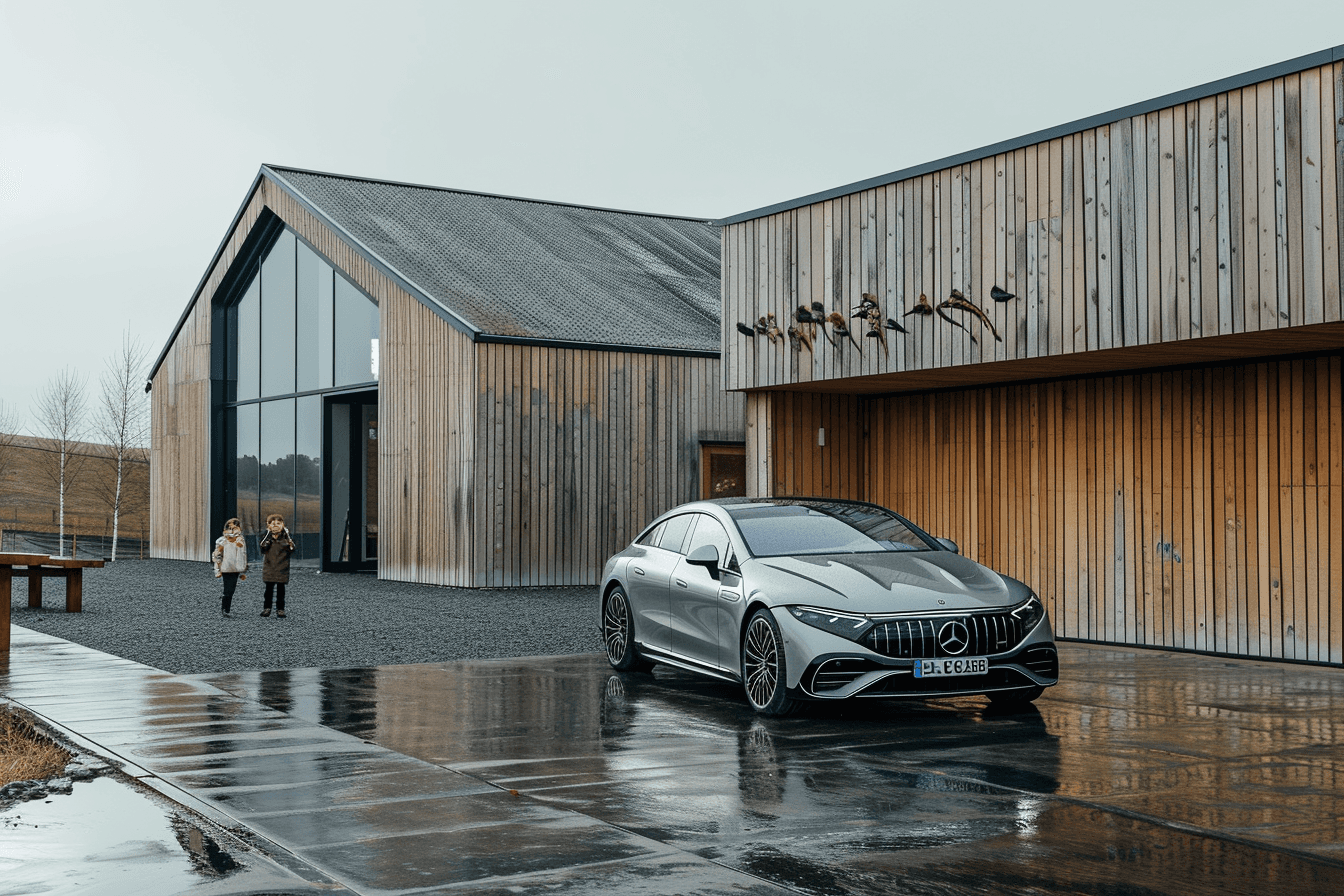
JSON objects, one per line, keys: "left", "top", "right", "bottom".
{"left": 94, "top": 334, "right": 150, "bottom": 560}
{"left": 33, "top": 368, "right": 89, "bottom": 557}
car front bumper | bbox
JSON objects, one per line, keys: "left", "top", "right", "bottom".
{"left": 774, "top": 606, "right": 1059, "bottom": 700}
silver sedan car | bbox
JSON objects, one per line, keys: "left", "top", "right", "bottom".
{"left": 599, "top": 497, "right": 1058, "bottom": 716}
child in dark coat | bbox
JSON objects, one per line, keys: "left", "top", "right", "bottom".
{"left": 259, "top": 513, "right": 296, "bottom": 618}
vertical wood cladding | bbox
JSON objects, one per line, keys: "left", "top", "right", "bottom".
{"left": 149, "top": 298, "right": 212, "bottom": 560}
{"left": 762, "top": 353, "right": 1343, "bottom": 664}
{"left": 472, "top": 345, "right": 744, "bottom": 587}
{"left": 379, "top": 289, "right": 477, "bottom": 587}
{"left": 723, "top": 62, "right": 1344, "bottom": 391}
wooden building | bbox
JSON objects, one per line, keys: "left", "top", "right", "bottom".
{"left": 720, "top": 47, "right": 1343, "bottom": 664}
{"left": 149, "top": 166, "right": 743, "bottom": 586}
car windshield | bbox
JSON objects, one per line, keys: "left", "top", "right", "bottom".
{"left": 727, "top": 501, "right": 935, "bottom": 557}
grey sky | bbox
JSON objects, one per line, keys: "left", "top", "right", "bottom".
{"left": 2, "top": 0, "right": 1342, "bottom": 429}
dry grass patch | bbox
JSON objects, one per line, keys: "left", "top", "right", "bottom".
{"left": 1, "top": 705, "right": 72, "bottom": 786}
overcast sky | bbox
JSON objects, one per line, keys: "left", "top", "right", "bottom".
{"left": 2, "top": 0, "right": 1342, "bottom": 432}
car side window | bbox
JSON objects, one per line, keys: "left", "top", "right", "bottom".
{"left": 655, "top": 514, "right": 695, "bottom": 555}
{"left": 636, "top": 521, "right": 665, "bottom": 547}
{"left": 684, "top": 514, "right": 736, "bottom": 570}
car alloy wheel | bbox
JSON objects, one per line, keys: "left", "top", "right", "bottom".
{"left": 742, "top": 610, "right": 797, "bottom": 716}
{"left": 603, "top": 588, "right": 652, "bottom": 673}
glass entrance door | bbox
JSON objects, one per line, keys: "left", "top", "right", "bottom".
{"left": 325, "top": 392, "right": 378, "bottom": 572}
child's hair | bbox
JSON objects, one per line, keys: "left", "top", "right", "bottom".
{"left": 224, "top": 517, "right": 242, "bottom": 531}
{"left": 265, "top": 513, "right": 285, "bottom": 524}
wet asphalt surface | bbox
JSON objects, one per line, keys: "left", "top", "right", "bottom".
{"left": 5, "top": 613, "right": 1344, "bottom": 895}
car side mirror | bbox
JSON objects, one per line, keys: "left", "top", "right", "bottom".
{"left": 936, "top": 537, "right": 960, "bottom": 554}
{"left": 686, "top": 544, "right": 720, "bottom": 576}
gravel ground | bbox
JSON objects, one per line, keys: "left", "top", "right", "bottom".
{"left": 8, "top": 559, "right": 601, "bottom": 674}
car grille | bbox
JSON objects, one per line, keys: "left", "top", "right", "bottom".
{"left": 864, "top": 610, "right": 1025, "bottom": 659}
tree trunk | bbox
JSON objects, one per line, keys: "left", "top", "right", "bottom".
{"left": 111, "top": 452, "right": 123, "bottom": 561}
{"left": 58, "top": 450, "right": 67, "bottom": 557}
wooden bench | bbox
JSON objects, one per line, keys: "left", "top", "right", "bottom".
{"left": 1, "top": 553, "right": 105, "bottom": 658}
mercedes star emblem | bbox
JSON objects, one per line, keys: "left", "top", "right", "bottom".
{"left": 938, "top": 620, "right": 970, "bottom": 655}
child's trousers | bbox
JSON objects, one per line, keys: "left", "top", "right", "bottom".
{"left": 221, "top": 573, "right": 239, "bottom": 613}
{"left": 263, "top": 582, "right": 286, "bottom": 611}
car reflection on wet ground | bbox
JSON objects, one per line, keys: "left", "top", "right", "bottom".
{"left": 4, "top": 626, "right": 1344, "bottom": 895}
{"left": 196, "top": 644, "right": 1344, "bottom": 895}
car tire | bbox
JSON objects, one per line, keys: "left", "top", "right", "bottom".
{"left": 742, "top": 609, "right": 798, "bottom": 716}
{"left": 987, "top": 685, "right": 1044, "bottom": 708}
{"left": 603, "top": 587, "right": 653, "bottom": 673}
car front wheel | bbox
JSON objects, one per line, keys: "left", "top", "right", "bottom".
{"left": 603, "top": 587, "right": 653, "bottom": 672}
{"left": 742, "top": 609, "right": 797, "bottom": 716}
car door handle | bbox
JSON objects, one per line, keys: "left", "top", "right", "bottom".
{"left": 633, "top": 566, "right": 645, "bottom": 576}
{"left": 675, "top": 579, "right": 688, "bottom": 588}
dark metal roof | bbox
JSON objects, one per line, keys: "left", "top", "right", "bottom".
{"left": 718, "top": 43, "right": 1344, "bottom": 226}
{"left": 266, "top": 166, "right": 723, "bottom": 351}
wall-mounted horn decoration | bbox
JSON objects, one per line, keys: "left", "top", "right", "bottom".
{"left": 764, "top": 312, "right": 782, "bottom": 345}
{"left": 736, "top": 321, "right": 756, "bottom": 338}
{"left": 827, "top": 311, "right": 859, "bottom": 349}
{"left": 939, "top": 289, "right": 1001, "bottom": 342}
{"left": 905, "top": 293, "right": 935, "bottom": 318}
{"left": 853, "top": 293, "right": 890, "bottom": 353}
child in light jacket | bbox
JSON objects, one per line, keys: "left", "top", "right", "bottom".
{"left": 212, "top": 517, "right": 248, "bottom": 617}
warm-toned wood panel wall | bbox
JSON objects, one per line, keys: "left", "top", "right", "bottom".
{"left": 472, "top": 345, "right": 745, "bottom": 587}
{"left": 819, "top": 353, "right": 1339, "bottom": 665}
{"left": 760, "top": 393, "right": 863, "bottom": 499}
{"left": 723, "top": 61, "right": 1344, "bottom": 392}
{"left": 149, "top": 299, "right": 212, "bottom": 560}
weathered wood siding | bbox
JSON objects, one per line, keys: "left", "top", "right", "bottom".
{"left": 472, "top": 345, "right": 744, "bottom": 587}
{"left": 379, "top": 290, "right": 478, "bottom": 587}
{"left": 757, "top": 352, "right": 1343, "bottom": 665}
{"left": 723, "top": 61, "right": 1344, "bottom": 391}
{"left": 149, "top": 298, "right": 212, "bottom": 560}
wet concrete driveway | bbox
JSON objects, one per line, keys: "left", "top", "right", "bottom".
{"left": 5, "top": 627, "right": 1344, "bottom": 895}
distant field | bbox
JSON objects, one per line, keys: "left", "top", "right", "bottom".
{"left": 0, "top": 433, "right": 149, "bottom": 549}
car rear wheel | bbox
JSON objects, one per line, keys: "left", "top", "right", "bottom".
{"left": 603, "top": 587, "right": 653, "bottom": 672}
{"left": 742, "top": 610, "right": 798, "bottom": 716}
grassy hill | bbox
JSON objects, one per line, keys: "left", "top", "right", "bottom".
{"left": 0, "top": 433, "right": 149, "bottom": 555}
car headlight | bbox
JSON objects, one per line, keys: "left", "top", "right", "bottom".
{"left": 1011, "top": 594, "right": 1045, "bottom": 633}
{"left": 788, "top": 606, "right": 872, "bottom": 642}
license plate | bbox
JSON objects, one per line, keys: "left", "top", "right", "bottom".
{"left": 914, "top": 657, "right": 988, "bottom": 678}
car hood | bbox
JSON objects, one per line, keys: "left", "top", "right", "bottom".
{"left": 746, "top": 551, "right": 1028, "bottom": 613}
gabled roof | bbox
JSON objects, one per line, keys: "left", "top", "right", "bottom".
{"left": 149, "top": 166, "right": 723, "bottom": 387}
{"left": 267, "top": 165, "right": 722, "bottom": 351}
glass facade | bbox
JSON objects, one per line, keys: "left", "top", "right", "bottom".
{"left": 223, "top": 227, "right": 379, "bottom": 565}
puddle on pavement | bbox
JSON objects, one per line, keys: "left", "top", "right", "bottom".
{"left": 0, "top": 774, "right": 319, "bottom": 896}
